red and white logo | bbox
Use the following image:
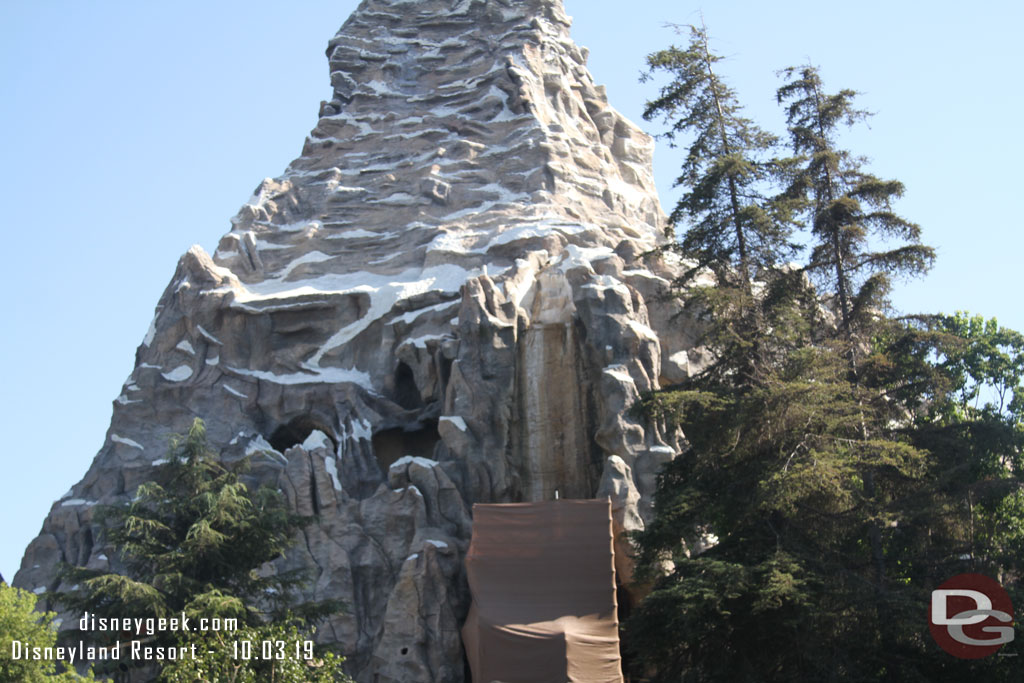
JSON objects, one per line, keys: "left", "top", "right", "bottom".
{"left": 929, "top": 573, "right": 1014, "bottom": 659}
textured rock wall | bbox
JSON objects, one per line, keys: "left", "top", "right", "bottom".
{"left": 15, "top": 1, "right": 704, "bottom": 681}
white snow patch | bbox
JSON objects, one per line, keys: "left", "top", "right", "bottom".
{"left": 558, "top": 243, "right": 616, "bottom": 271}
{"left": 648, "top": 445, "right": 675, "bottom": 455}
{"left": 33, "top": 586, "right": 46, "bottom": 594}
{"left": 151, "top": 459, "right": 168, "bottom": 466}
{"left": 582, "top": 274, "right": 630, "bottom": 297}
{"left": 425, "top": 539, "right": 449, "bottom": 549}
{"left": 482, "top": 222, "right": 576, "bottom": 251}
{"left": 197, "top": 325, "right": 222, "bottom": 345}
{"left": 403, "top": 333, "right": 445, "bottom": 349}
{"left": 627, "top": 319, "right": 659, "bottom": 341}
{"left": 390, "top": 456, "right": 438, "bottom": 470}
{"left": 324, "top": 456, "right": 343, "bottom": 492}
{"left": 307, "top": 263, "right": 478, "bottom": 364}
{"left": 224, "top": 263, "right": 477, "bottom": 368}
{"left": 162, "top": 365, "right": 193, "bottom": 382}
{"left": 440, "top": 415, "right": 467, "bottom": 431}
{"left": 278, "top": 250, "right": 333, "bottom": 280}
{"left": 389, "top": 300, "right": 459, "bottom": 327}
{"left": 274, "top": 220, "right": 319, "bottom": 233}
{"left": 406, "top": 553, "right": 419, "bottom": 562}
{"left": 206, "top": 355, "right": 220, "bottom": 366}
{"left": 231, "top": 298, "right": 335, "bottom": 314}
{"left": 324, "top": 228, "right": 378, "bottom": 240}
{"left": 302, "top": 430, "right": 331, "bottom": 451}
{"left": 603, "top": 366, "right": 634, "bottom": 384}
{"left": 175, "top": 340, "right": 195, "bottom": 355}
{"left": 226, "top": 365, "right": 372, "bottom": 388}
{"left": 61, "top": 499, "right": 95, "bottom": 507}
{"left": 392, "top": 485, "right": 423, "bottom": 497}
{"left": 427, "top": 228, "right": 487, "bottom": 254}
{"left": 222, "top": 384, "right": 247, "bottom": 399}
{"left": 245, "top": 435, "right": 284, "bottom": 463}
{"left": 111, "top": 434, "right": 144, "bottom": 450}
{"left": 143, "top": 314, "right": 158, "bottom": 347}
{"left": 351, "top": 419, "right": 372, "bottom": 442}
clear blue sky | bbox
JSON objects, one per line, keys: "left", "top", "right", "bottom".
{"left": 1, "top": 0, "right": 1020, "bottom": 581}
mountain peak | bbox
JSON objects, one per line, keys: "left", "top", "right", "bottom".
{"left": 214, "top": 0, "right": 663, "bottom": 287}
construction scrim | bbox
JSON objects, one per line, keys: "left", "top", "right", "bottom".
{"left": 462, "top": 500, "right": 624, "bottom": 683}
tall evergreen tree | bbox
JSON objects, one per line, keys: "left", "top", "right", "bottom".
{"left": 776, "top": 65, "right": 935, "bottom": 347}
{"left": 642, "top": 22, "right": 802, "bottom": 385}
{"left": 643, "top": 23, "right": 800, "bottom": 289}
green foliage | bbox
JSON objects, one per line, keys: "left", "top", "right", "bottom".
{"left": 875, "top": 313, "right": 1024, "bottom": 583}
{"left": 629, "top": 27, "right": 1021, "bottom": 683}
{"left": 0, "top": 583, "right": 94, "bottom": 682}
{"left": 643, "top": 24, "right": 815, "bottom": 389}
{"left": 777, "top": 65, "right": 935, "bottom": 340}
{"left": 158, "top": 621, "right": 350, "bottom": 683}
{"left": 630, "top": 320, "right": 1024, "bottom": 681}
{"left": 642, "top": 23, "right": 800, "bottom": 292}
{"left": 52, "top": 419, "right": 346, "bottom": 680}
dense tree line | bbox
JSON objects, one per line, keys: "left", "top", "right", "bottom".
{"left": 628, "top": 23, "right": 1023, "bottom": 682}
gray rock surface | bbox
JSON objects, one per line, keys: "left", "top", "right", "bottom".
{"left": 15, "top": 1, "right": 703, "bottom": 681}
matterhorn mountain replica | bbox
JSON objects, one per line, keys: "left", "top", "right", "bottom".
{"left": 16, "top": 0, "right": 703, "bottom": 680}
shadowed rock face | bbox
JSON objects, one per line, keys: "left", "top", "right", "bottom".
{"left": 15, "top": 1, "right": 704, "bottom": 680}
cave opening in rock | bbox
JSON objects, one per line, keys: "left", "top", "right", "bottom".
{"left": 268, "top": 416, "right": 336, "bottom": 453}
{"left": 371, "top": 420, "right": 440, "bottom": 474}
{"left": 393, "top": 361, "right": 423, "bottom": 410}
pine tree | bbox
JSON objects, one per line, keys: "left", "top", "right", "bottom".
{"left": 642, "top": 22, "right": 803, "bottom": 386}
{"left": 644, "top": 23, "right": 799, "bottom": 290}
{"left": 774, "top": 66, "right": 937, "bottom": 655}
{"left": 776, "top": 65, "right": 935, "bottom": 348}
{"left": 53, "top": 419, "right": 348, "bottom": 681}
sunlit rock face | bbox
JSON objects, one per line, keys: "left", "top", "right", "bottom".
{"left": 15, "top": 1, "right": 704, "bottom": 680}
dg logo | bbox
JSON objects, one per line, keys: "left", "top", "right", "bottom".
{"left": 929, "top": 573, "right": 1015, "bottom": 659}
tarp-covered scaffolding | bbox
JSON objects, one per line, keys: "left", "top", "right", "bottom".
{"left": 462, "top": 499, "right": 624, "bottom": 683}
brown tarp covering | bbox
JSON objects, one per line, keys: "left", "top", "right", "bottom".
{"left": 462, "top": 500, "right": 624, "bottom": 683}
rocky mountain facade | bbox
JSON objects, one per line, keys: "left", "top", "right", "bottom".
{"left": 15, "top": 1, "right": 703, "bottom": 681}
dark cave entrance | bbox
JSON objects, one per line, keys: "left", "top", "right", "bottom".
{"left": 393, "top": 361, "right": 424, "bottom": 410}
{"left": 370, "top": 419, "right": 440, "bottom": 474}
{"left": 268, "top": 415, "right": 336, "bottom": 453}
